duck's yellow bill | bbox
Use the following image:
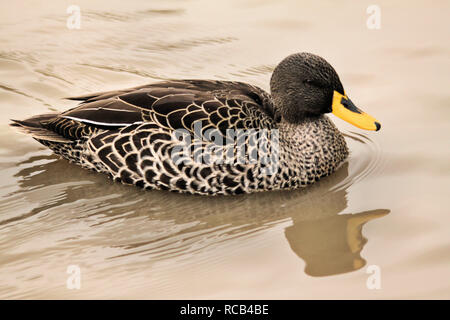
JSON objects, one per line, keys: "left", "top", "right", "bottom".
{"left": 332, "top": 91, "right": 381, "bottom": 131}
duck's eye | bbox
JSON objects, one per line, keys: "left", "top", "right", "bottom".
{"left": 303, "top": 79, "right": 326, "bottom": 88}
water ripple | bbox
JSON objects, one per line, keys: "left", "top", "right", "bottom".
{"left": 329, "top": 131, "right": 383, "bottom": 192}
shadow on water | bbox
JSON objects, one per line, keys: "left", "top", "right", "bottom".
{"left": 1, "top": 146, "right": 390, "bottom": 277}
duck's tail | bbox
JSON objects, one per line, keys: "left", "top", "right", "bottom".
{"left": 10, "top": 113, "right": 71, "bottom": 143}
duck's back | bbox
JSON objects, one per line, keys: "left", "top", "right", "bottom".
{"left": 11, "top": 80, "right": 281, "bottom": 195}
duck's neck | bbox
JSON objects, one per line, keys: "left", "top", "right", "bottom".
{"left": 274, "top": 115, "right": 349, "bottom": 187}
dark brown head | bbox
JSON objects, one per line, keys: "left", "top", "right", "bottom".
{"left": 270, "top": 52, "right": 380, "bottom": 131}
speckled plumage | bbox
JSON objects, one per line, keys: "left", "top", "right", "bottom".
{"left": 11, "top": 54, "right": 350, "bottom": 195}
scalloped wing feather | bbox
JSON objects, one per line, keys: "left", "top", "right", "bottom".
{"left": 60, "top": 80, "right": 276, "bottom": 138}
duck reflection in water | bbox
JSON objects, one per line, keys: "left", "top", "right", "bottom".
{"left": 7, "top": 151, "right": 389, "bottom": 277}
{"left": 286, "top": 209, "right": 388, "bottom": 277}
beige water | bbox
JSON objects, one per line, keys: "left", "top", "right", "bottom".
{"left": 0, "top": 0, "right": 449, "bottom": 299}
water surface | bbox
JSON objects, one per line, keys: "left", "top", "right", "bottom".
{"left": 0, "top": 0, "right": 449, "bottom": 299}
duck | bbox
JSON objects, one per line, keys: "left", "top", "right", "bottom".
{"left": 11, "top": 52, "right": 381, "bottom": 195}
